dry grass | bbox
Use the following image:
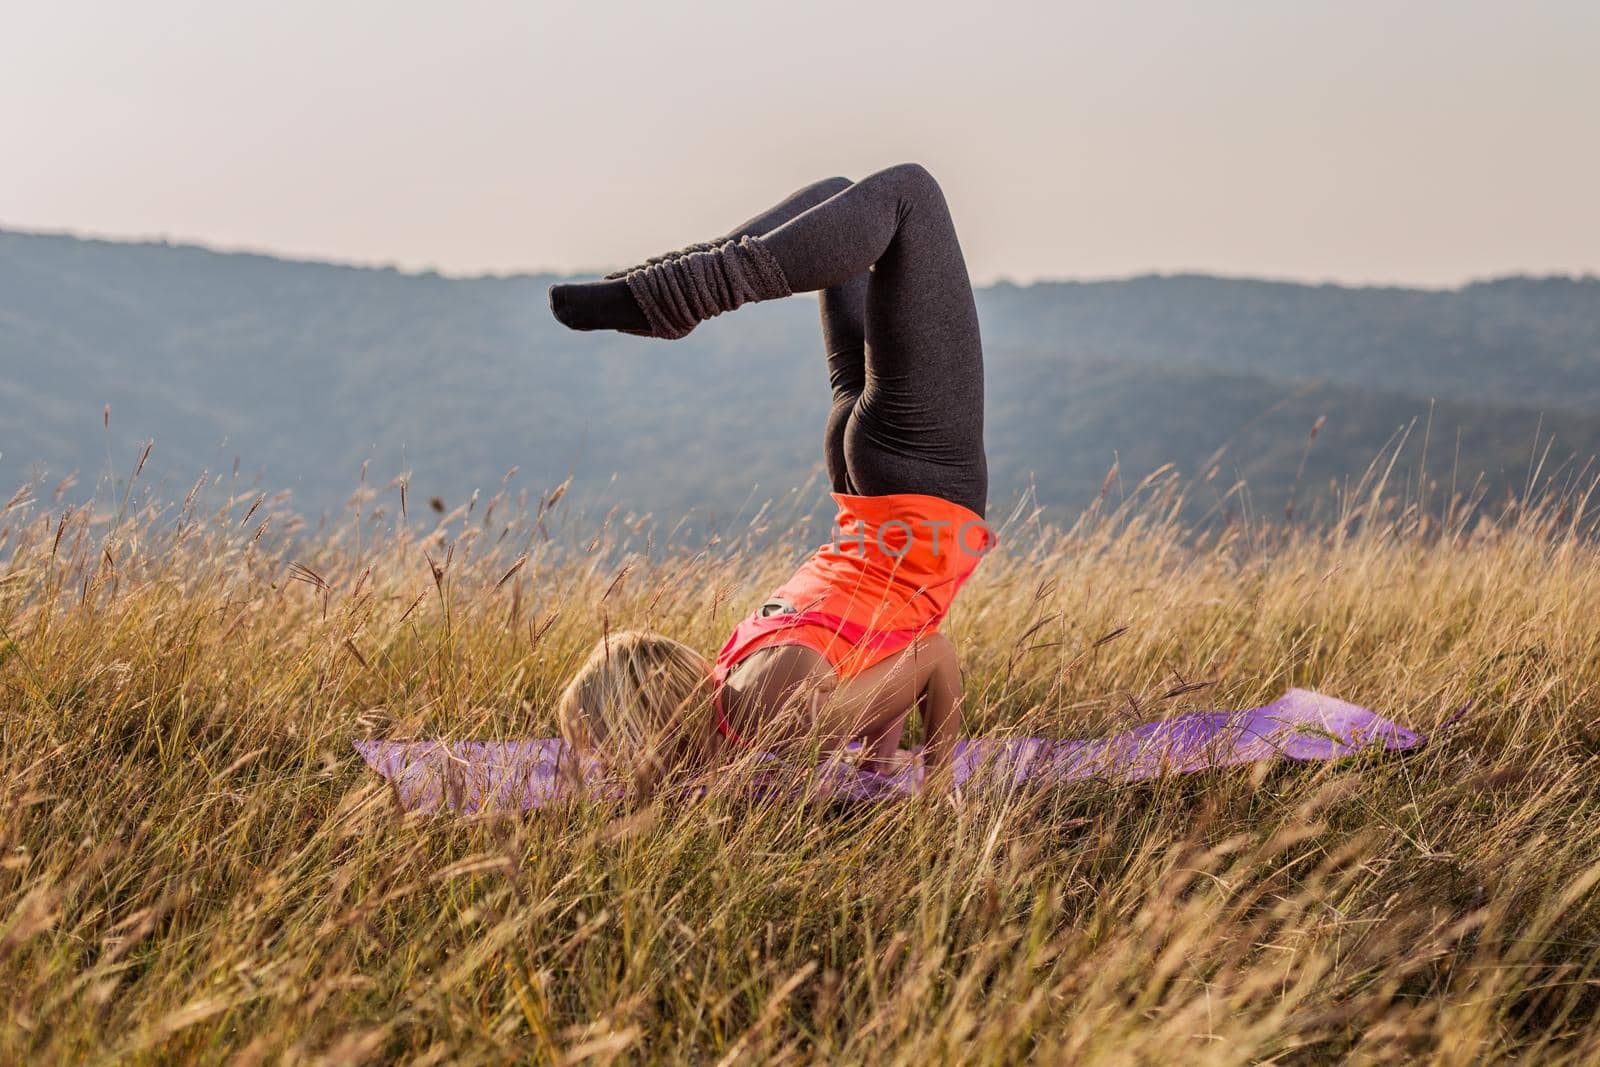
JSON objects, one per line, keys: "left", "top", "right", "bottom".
{"left": 4, "top": 453, "right": 1600, "bottom": 1065}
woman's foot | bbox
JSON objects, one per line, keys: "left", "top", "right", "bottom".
{"left": 548, "top": 278, "right": 650, "bottom": 334}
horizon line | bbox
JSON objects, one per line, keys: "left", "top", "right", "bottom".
{"left": 3, "top": 220, "right": 1596, "bottom": 294}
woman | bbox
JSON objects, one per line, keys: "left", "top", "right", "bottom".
{"left": 549, "top": 163, "right": 992, "bottom": 796}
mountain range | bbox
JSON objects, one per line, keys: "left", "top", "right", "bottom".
{"left": 4, "top": 227, "right": 1598, "bottom": 539}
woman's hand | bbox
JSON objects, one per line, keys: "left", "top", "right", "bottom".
{"left": 859, "top": 747, "right": 921, "bottom": 776}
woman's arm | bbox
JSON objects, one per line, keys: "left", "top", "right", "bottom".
{"left": 918, "top": 638, "right": 964, "bottom": 791}
{"left": 815, "top": 632, "right": 964, "bottom": 785}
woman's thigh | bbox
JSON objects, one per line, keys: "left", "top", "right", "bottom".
{"left": 844, "top": 382, "right": 987, "bottom": 516}
{"left": 847, "top": 166, "right": 987, "bottom": 514}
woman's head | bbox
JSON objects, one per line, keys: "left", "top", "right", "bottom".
{"left": 556, "top": 629, "right": 715, "bottom": 795}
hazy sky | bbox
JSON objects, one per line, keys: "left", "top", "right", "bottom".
{"left": 4, "top": 0, "right": 1596, "bottom": 286}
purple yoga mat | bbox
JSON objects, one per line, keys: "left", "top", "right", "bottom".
{"left": 354, "top": 688, "right": 1430, "bottom": 815}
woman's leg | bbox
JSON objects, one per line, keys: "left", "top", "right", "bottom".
{"left": 603, "top": 176, "right": 852, "bottom": 275}
{"left": 558, "top": 175, "right": 871, "bottom": 496}
{"left": 695, "top": 177, "right": 870, "bottom": 497}
{"left": 752, "top": 163, "right": 987, "bottom": 517}
{"left": 551, "top": 162, "right": 985, "bottom": 515}
{"left": 819, "top": 272, "right": 867, "bottom": 496}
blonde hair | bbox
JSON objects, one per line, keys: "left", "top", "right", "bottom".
{"left": 556, "top": 629, "right": 716, "bottom": 796}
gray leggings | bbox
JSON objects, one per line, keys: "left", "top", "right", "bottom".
{"left": 699, "top": 164, "right": 988, "bottom": 518}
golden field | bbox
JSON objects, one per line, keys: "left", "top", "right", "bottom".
{"left": 3, "top": 455, "right": 1599, "bottom": 1065}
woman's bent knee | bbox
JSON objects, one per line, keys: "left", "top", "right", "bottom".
{"left": 882, "top": 162, "right": 945, "bottom": 205}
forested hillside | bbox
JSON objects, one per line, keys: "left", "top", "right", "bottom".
{"left": 4, "top": 228, "right": 1597, "bottom": 535}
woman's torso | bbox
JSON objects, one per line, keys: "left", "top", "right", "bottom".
{"left": 711, "top": 491, "right": 993, "bottom": 741}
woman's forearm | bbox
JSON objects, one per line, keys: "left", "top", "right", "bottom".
{"left": 921, "top": 653, "right": 964, "bottom": 785}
